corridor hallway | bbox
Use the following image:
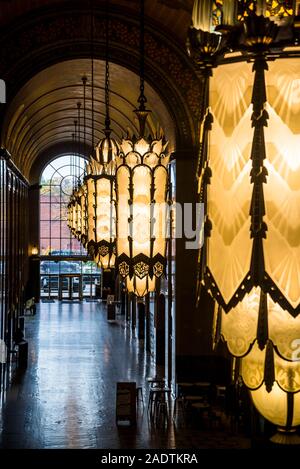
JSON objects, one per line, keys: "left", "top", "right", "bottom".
{"left": 0, "top": 301, "right": 250, "bottom": 449}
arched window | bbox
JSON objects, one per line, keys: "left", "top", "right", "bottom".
{"left": 40, "top": 155, "right": 86, "bottom": 256}
{"left": 40, "top": 155, "right": 101, "bottom": 300}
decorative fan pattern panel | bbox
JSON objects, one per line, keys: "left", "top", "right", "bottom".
{"left": 208, "top": 61, "right": 253, "bottom": 305}
{"left": 207, "top": 59, "right": 300, "bottom": 315}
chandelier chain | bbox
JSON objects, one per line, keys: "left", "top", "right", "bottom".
{"left": 138, "top": 0, "right": 147, "bottom": 110}
{"left": 77, "top": 101, "right": 81, "bottom": 183}
{"left": 91, "top": 0, "right": 95, "bottom": 149}
{"left": 82, "top": 75, "right": 87, "bottom": 175}
{"left": 105, "top": 0, "right": 110, "bottom": 131}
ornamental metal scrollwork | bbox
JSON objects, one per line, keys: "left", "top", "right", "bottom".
{"left": 118, "top": 261, "right": 130, "bottom": 278}
{"left": 134, "top": 261, "right": 149, "bottom": 279}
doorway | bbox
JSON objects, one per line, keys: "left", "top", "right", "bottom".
{"left": 59, "top": 275, "right": 82, "bottom": 300}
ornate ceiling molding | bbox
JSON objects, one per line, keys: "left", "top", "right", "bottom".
{"left": 0, "top": 3, "right": 201, "bottom": 149}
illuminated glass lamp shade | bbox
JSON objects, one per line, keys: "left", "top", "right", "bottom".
{"left": 85, "top": 135, "right": 118, "bottom": 270}
{"left": 67, "top": 199, "right": 73, "bottom": 232}
{"left": 115, "top": 134, "right": 169, "bottom": 297}
{"left": 78, "top": 181, "right": 88, "bottom": 247}
{"left": 190, "top": 0, "right": 295, "bottom": 30}
{"left": 215, "top": 288, "right": 300, "bottom": 441}
{"left": 203, "top": 57, "right": 300, "bottom": 441}
{"left": 67, "top": 190, "right": 78, "bottom": 236}
{"left": 74, "top": 186, "right": 83, "bottom": 241}
{"left": 68, "top": 187, "right": 84, "bottom": 244}
{"left": 73, "top": 189, "right": 80, "bottom": 239}
{"left": 186, "top": 0, "right": 236, "bottom": 66}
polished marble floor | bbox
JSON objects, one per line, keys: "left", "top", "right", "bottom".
{"left": 0, "top": 301, "right": 251, "bottom": 449}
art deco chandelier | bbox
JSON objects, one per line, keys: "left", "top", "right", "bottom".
{"left": 188, "top": 0, "right": 300, "bottom": 443}
{"left": 68, "top": 0, "right": 170, "bottom": 297}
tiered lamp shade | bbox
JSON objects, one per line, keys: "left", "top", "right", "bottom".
{"left": 67, "top": 190, "right": 78, "bottom": 236}
{"left": 79, "top": 181, "right": 87, "bottom": 247}
{"left": 85, "top": 135, "right": 118, "bottom": 270}
{"left": 67, "top": 183, "right": 86, "bottom": 246}
{"left": 67, "top": 199, "right": 73, "bottom": 232}
{"left": 72, "top": 190, "right": 79, "bottom": 237}
{"left": 205, "top": 57, "right": 300, "bottom": 433}
{"left": 75, "top": 187, "right": 82, "bottom": 241}
{"left": 115, "top": 134, "right": 169, "bottom": 297}
{"left": 191, "top": 0, "right": 215, "bottom": 31}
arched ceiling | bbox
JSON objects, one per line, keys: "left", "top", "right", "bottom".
{"left": 2, "top": 59, "right": 175, "bottom": 179}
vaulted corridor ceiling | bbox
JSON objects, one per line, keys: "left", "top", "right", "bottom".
{"left": 1, "top": 59, "right": 175, "bottom": 179}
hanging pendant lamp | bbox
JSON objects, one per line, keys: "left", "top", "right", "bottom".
{"left": 85, "top": 0, "right": 119, "bottom": 270}
{"left": 188, "top": 0, "right": 300, "bottom": 443}
{"left": 115, "top": 0, "right": 169, "bottom": 297}
{"left": 75, "top": 103, "right": 83, "bottom": 242}
{"left": 79, "top": 76, "right": 88, "bottom": 248}
{"left": 68, "top": 128, "right": 79, "bottom": 238}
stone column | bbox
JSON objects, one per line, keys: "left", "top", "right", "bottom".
{"left": 156, "top": 293, "right": 166, "bottom": 368}
{"left": 175, "top": 149, "right": 215, "bottom": 381}
{"left": 145, "top": 294, "right": 151, "bottom": 353}
{"left": 131, "top": 294, "right": 136, "bottom": 330}
{"left": 126, "top": 292, "right": 130, "bottom": 322}
{"left": 137, "top": 301, "right": 145, "bottom": 340}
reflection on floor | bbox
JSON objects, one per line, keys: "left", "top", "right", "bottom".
{"left": 0, "top": 301, "right": 251, "bottom": 449}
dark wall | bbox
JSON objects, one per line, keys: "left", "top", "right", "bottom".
{"left": 176, "top": 354, "right": 231, "bottom": 385}
{"left": 101, "top": 269, "right": 116, "bottom": 299}
{"left": 175, "top": 153, "right": 199, "bottom": 357}
{"left": 0, "top": 152, "right": 29, "bottom": 356}
{"left": 25, "top": 259, "right": 40, "bottom": 301}
{"left": 26, "top": 184, "right": 41, "bottom": 301}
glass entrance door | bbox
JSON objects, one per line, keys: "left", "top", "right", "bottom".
{"left": 59, "top": 275, "right": 70, "bottom": 299}
{"left": 41, "top": 275, "right": 59, "bottom": 299}
{"left": 40, "top": 260, "right": 101, "bottom": 300}
{"left": 71, "top": 276, "right": 81, "bottom": 299}
{"left": 59, "top": 275, "right": 82, "bottom": 300}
